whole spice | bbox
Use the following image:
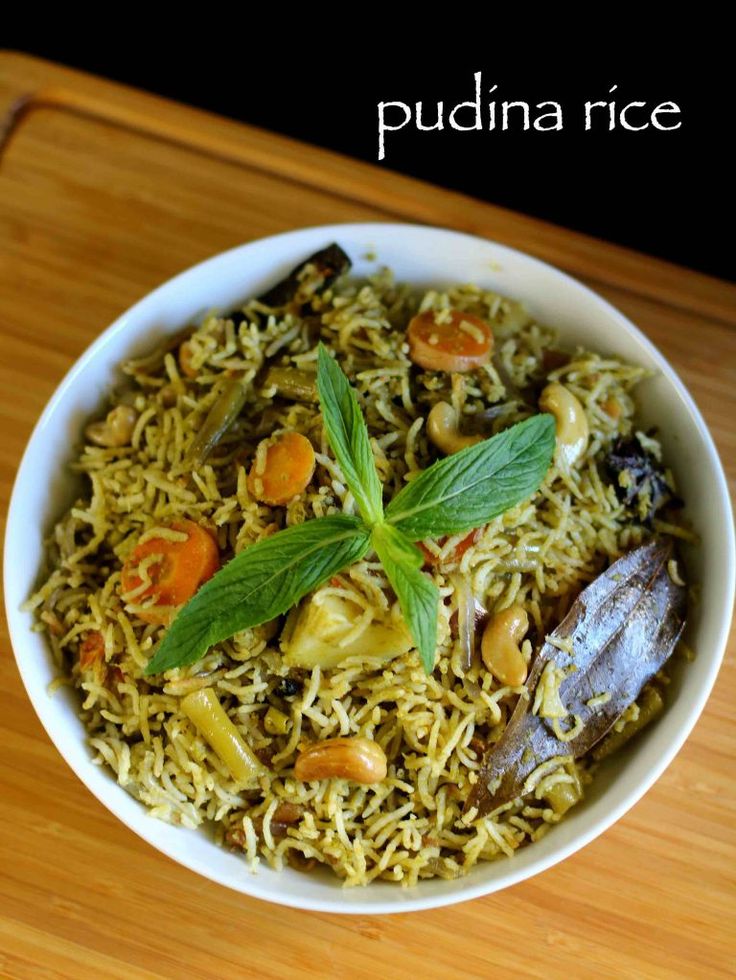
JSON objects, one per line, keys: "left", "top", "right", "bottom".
{"left": 606, "top": 434, "right": 677, "bottom": 522}
{"left": 467, "top": 540, "right": 687, "bottom": 817}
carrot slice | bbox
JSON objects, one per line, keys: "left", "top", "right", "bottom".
{"left": 79, "top": 631, "right": 105, "bottom": 672}
{"left": 419, "top": 528, "right": 481, "bottom": 568}
{"left": 453, "top": 527, "right": 481, "bottom": 561}
{"left": 407, "top": 309, "right": 493, "bottom": 373}
{"left": 121, "top": 519, "right": 220, "bottom": 625}
{"left": 418, "top": 541, "right": 440, "bottom": 567}
{"left": 246, "top": 431, "right": 316, "bottom": 506}
{"left": 178, "top": 341, "right": 199, "bottom": 379}
{"left": 602, "top": 396, "right": 622, "bottom": 419}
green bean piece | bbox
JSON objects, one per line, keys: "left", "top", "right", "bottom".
{"left": 264, "top": 706, "right": 291, "bottom": 735}
{"left": 181, "top": 688, "right": 266, "bottom": 786}
{"left": 592, "top": 685, "right": 665, "bottom": 762}
{"left": 263, "top": 367, "right": 318, "bottom": 403}
{"left": 188, "top": 377, "right": 249, "bottom": 466}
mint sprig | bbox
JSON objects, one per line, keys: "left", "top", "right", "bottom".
{"left": 371, "top": 524, "right": 439, "bottom": 673}
{"left": 317, "top": 344, "right": 383, "bottom": 524}
{"left": 384, "top": 414, "right": 555, "bottom": 540}
{"left": 145, "top": 348, "right": 554, "bottom": 677}
{"left": 145, "top": 516, "right": 370, "bottom": 675}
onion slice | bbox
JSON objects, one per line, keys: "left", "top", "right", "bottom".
{"left": 450, "top": 572, "right": 476, "bottom": 674}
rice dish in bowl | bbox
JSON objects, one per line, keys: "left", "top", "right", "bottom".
{"left": 6, "top": 224, "right": 733, "bottom": 912}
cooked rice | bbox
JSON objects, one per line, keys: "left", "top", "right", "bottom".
{"left": 27, "top": 268, "right": 685, "bottom": 886}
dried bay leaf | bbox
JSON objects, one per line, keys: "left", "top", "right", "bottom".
{"left": 467, "top": 540, "right": 687, "bottom": 817}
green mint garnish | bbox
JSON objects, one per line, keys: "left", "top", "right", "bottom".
{"left": 145, "top": 347, "right": 554, "bottom": 676}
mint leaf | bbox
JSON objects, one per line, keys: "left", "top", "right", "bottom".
{"left": 144, "top": 515, "right": 371, "bottom": 675}
{"left": 143, "top": 350, "right": 554, "bottom": 681}
{"left": 385, "top": 415, "right": 555, "bottom": 541}
{"left": 372, "top": 523, "right": 438, "bottom": 674}
{"left": 317, "top": 344, "right": 383, "bottom": 524}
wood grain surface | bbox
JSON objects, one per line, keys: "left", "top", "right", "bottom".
{"left": 0, "top": 52, "right": 734, "bottom": 980}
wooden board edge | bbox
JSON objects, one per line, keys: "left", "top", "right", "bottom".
{"left": 0, "top": 49, "right": 734, "bottom": 328}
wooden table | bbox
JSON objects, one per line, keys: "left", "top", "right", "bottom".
{"left": 1, "top": 52, "right": 734, "bottom": 979}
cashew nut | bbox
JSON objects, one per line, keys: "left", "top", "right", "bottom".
{"left": 427, "top": 402, "right": 482, "bottom": 455}
{"left": 294, "top": 737, "right": 387, "bottom": 784}
{"left": 481, "top": 605, "right": 529, "bottom": 687}
{"left": 85, "top": 405, "right": 138, "bottom": 448}
{"left": 539, "top": 382, "right": 589, "bottom": 469}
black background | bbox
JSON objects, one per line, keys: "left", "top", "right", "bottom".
{"left": 5, "top": 36, "right": 731, "bottom": 282}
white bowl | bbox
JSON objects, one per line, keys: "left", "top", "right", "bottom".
{"left": 5, "top": 223, "right": 734, "bottom": 914}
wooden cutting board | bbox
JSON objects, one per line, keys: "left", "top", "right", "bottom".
{"left": 0, "top": 52, "right": 733, "bottom": 980}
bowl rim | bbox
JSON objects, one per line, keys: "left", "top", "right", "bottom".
{"left": 4, "top": 221, "right": 735, "bottom": 914}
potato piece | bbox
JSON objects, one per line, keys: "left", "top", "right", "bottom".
{"left": 282, "top": 590, "right": 412, "bottom": 669}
